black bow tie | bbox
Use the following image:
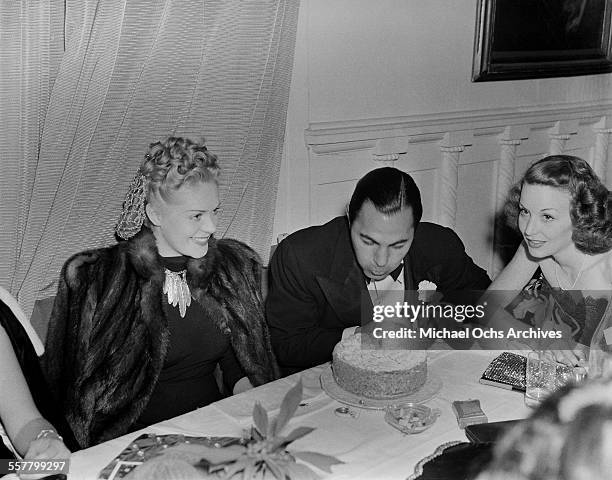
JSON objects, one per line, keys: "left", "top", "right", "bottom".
{"left": 366, "top": 263, "right": 404, "bottom": 284}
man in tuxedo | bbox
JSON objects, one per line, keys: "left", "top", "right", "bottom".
{"left": 266, "top": 167, "right": 491, "bottom": 375}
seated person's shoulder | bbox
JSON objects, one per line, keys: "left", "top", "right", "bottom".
{"left": 60, "top": 244, "right": 127, "bottom": 290}
{"left": 412, "top": 222, "right": 464, "bottom": 254}
{"left": 215, "top": 238, "right": 261, "bottom": 264}
{"left": 412, "top": 222, "right": 490, "bottom": 289}
{"left": 62, "top": 247, "right": 106, "bottom": 281}
{"left": 586, "top": 249, "right": 612, "bottom": 287}
{"left": 275, "top": 217, "right": 347, "bottom": 261}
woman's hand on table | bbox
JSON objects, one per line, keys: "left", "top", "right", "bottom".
{"left": 17, "top": 435, "right": 70, "bottom": 480}
{"left": 13, "top": 419, "right": 70, "bottom": 478}
{"left": 542, "top": 344, "right": 587, "bottom": 367}
{"left": 24, "top": 435, "right": 70, "bottom": 460}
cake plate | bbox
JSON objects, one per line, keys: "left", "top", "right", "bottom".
{"left": 320, "top": 365, "right": 443, "bottom": 410}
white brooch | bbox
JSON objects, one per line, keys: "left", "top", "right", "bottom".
{"left": 163, "top": 269, "right": 192, "bottom": 318}
{"left": 418, "top": 280, "right": 437, "bottom": 302}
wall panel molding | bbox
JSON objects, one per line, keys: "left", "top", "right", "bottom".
{"left": 305, "top": 100, "right": 612, "bottom": 150}
{"left": 305, "top": 100, "right": 612, "bottom": 277}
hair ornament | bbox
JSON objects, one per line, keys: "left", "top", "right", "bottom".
{"left": 115, "top": 170, "right": 149, "bottom": 240}
{"left": 557, "top": 381, "right": 612, "bottom": 423}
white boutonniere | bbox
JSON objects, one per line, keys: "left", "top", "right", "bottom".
{"left": 418, "top": 280, "right": 437, "bottom": 302}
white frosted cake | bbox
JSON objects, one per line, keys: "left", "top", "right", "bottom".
{"left": 332, "top": 334, "right": 427, "bottom": 398}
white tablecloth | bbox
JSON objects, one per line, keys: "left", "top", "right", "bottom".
{"left": 68, "top": 350, "right": 531, "bottom": 480}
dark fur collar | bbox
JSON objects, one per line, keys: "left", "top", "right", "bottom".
{"left": 126, "top": 226, "right": 220, "bottom": 288}
{"left": 45, "top": 227, "right": 278, "bottom": 449}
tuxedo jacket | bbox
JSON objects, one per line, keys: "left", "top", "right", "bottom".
{"left": 266, "top": 216, "right": 491, "bottom": 374}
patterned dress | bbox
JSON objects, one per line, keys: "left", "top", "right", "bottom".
{"left": 507, "top": 270, "right": 612, "bottom": 376}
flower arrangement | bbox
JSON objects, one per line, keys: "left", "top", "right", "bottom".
{"left": 417, "top": 280, "right": 437, "bottom": 303}
{"left": 199, "top": 380, "right": 342, "bottom": 479}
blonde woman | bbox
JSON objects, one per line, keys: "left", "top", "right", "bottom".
{"left": 44, "top": 137, "right": 278, "bottom": 449}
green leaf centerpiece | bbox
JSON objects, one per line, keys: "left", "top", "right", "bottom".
{"left": 199, "top": 380, "right": 343, "bottom": 479}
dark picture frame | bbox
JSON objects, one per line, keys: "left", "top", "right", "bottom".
{"left": 472, "top": 0, "right": 612, "bottom": 81}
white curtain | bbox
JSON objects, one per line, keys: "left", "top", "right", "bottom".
{"left": 0, "top": 0, "right": 299, "bottom": 318}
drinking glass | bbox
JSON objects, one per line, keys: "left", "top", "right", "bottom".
{"left": 555, "top": 364, "right": 587, "bottom": 389}
{"left": 525, "top": 351, "right": 557, "bottom": 408}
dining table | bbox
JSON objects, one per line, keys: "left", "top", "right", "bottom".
{"left": 67, "top": 349, "right": 531, "bottom": 480}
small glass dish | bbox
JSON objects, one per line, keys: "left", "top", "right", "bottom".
{"left": 384, "top": 403, "right": 441, "bottom": 434}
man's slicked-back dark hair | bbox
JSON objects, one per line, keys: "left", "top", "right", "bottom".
{"left": 348, "top": 167, "right": 423, "bottom": 225}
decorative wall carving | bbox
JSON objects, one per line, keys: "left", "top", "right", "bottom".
{"left": 372, "top": 153, "right": 399, "bottom": 163}
{"left": 438, "top": 132, "right": 473, "bottom": 229}
{"left": 491, "top": 126, "right": 529, "bottom": 276}
{"left": 593, "top": 116, "right": 612, "bottom": 187}
{"left": 548, "top": 120, "right": 578, "bottom": 156}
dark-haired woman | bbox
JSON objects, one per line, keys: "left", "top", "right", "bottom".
{"left": 490, "top": 155, "right": 612, "bottom": 373}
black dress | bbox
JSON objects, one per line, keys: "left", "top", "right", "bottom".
{"left": 133, "top": 256, "right": 246, "bottom": 429}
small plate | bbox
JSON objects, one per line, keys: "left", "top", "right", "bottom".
{"left": 384, "top": 403, "right": 441, "bottom": 434}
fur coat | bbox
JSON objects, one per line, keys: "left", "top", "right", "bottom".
{"left": 43, "top": 227, "right": 279, "bottom": 449}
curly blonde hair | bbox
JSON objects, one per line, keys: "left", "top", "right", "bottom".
{"left": 140, "top": 136, "right": 219, "bottom": 204}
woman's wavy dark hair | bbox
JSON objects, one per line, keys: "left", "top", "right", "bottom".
{"left": 505, "top": 155, "right": 612, "bottom": 254}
